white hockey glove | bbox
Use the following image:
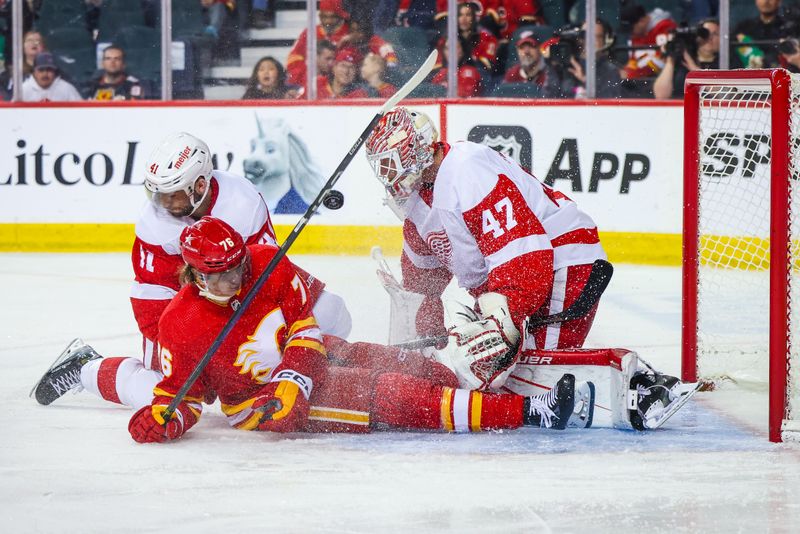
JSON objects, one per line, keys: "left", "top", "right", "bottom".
{"left": 476, "top": 292, "right": 521, "bottom": 347}
{"left": 433, "top": 300, "right": 518, "bottom": 391}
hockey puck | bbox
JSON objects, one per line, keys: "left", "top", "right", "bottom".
{"left": 323, "top": 189, "right": 345, "bottom": 210}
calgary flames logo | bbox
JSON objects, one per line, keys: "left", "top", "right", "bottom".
{"left": 235, "top": 308, "right": 285, "bottom": 384}
{"left": 426, "top": 230, "right": 453, "bottom": 268}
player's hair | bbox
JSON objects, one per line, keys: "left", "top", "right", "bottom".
{"left": 178, "top": 264, "right": 197, "bottom": 287}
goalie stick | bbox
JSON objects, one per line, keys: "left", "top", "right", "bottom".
{"left": 160, "top": 50, "right": 440, "bottom": 423}
{"left": 393, "top": 259, "right": 614, "bottom": 350}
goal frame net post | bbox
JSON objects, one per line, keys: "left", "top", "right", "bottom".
{"left": 682, "top": 69, "right": 799, "bottom": 443}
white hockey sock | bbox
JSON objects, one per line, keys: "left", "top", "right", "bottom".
{"left": 80, "top": 357, "right": 162, "bottom": 410}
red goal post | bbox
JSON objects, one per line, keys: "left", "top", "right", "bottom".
{"left": 682, "top": 69, "right": 799, "bottom": 442}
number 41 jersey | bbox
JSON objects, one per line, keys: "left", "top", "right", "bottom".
{"left": 402, "top": 141, "right": 606, "bottom": 327}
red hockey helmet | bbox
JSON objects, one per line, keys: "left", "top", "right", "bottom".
{"left": 180, "top": 216, "right": 246, "bottom": 274}
{"left": 365, "top": 107, "right": 438, "bottom": 202}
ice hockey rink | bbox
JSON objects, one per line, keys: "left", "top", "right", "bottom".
{"left": 2, "top": 253, "right": 799, "bottom": 533}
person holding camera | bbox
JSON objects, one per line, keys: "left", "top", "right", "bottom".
{"left": 778, "top": 37, "right": 800, "bottom": 72}
{"left": 653, "top": 19, "right": 720, "bottom": 100}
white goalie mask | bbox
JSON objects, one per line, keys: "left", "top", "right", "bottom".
{"left": 143, "top": 132, "right": 214, "bottom": 216}
{"left": 365, "top": 107, "right": 438, "bottom": 204}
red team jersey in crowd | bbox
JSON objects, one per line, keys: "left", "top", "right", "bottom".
{"left": 625, "top": 10, "right": 677, "bottom": 79}
{"left": 287, "top": 27, "right": 398, "bottom": 88}
{"left": 400, "top": 142, "right": 605, "bottom": 338}
{"left": 130, "top": 171, "right": 324, "bottom": 368}
{"left": 154, "top": 245, "right": 329, "bottom": 430}
{"left": 430, "top": 65, "right": 482, "bottom": 97}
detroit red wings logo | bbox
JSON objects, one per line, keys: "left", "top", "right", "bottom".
{"left": 426, "top": 231, "right": 453, "bottom": 268}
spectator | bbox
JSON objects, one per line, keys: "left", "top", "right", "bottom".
{"left": 287, "top": 0, "right": 351, "bottom": 85}
{"left": 249, "top": 0, "right": 276, "bottom": 29}
{"left": 734, "top": 0, "right": 789, "bottom": 68}
{"left": 503, "top": 31, "right": 556, "bottom": 89}
{"left": 350, "top": 52, "right": 398, "bottom": 97}
{"left": 242, "top": 56, "right": 299, "bottom": 99}
{"left": 552, "top": 19, "right": 625, "bottom": 99}
{"left": 482, "top": 0, "right": 545, "bottom": 41}
{"left": 450, "top": 1, "right": 499, "bottom": 72}
{"left": 431, "top": 36, "right": 482, "bottom": 97}
{"left": 288, "top": 40, "right": 337, "bottom": 88}
{"left": 22, "top": 52, "right": 82, "bottom": 101}
{"left": 654, "top": 19, "right": 720, "bottom": 100}
{"left": 621, "top": 3, "right": 677, "bottom": 80}
{"left": 391, "top": 0, "right": 437, "bottom": 30}
{"left": 779, "top": 37, "right": 800, "bottom": 72}
{"left": 201, "top": 0, "right": 237, "bottom": 41}
{"left": 0, "top": 29, "right": 44, "bottom": 97}
{"left": 20, "top": 30, "right": 45, "bottom": 77}
{"left": 318, "top": 47, "right": 363, "bottom": 98}
{"left": 1, "top": 0, "right": 38, "bottom": 63}
{"left": 339, "top": 15, "right": 399, "bottom": 70}
{"left": 85, "top": 45, "right": 148, "bottom": 100}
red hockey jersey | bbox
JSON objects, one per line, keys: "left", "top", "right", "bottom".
{"left": 153, "top": 244, "right": 329, "bottom": 430}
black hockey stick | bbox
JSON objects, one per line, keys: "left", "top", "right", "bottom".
{"left": 392, "top": 259, "right": 614, "bottom": 350}
{"left": 161, "top": 50, "right": 440, "bottom": 423}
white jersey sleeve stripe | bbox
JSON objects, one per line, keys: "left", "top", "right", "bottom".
{"left": 485, "top": 234, "right": 552, "bottom": 270}
{"left": 402, "top": 241, "right": 443, "bottom": 269}
{"left": 551, "top": 243, "right": 607, "bottom": 271}
{"left": 130, "top": 282, "right": 177, "bottom": 300}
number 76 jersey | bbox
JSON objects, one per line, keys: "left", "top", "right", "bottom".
{"left": 402, "top": 141, "right": 606, "bottom": 326}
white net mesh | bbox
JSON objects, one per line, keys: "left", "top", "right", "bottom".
{"left": 694, "top": 76, "right": 800, "bottom": 439}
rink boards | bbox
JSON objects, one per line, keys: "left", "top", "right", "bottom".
{"left": 0, "top": 99, "right": 690, "bottom": 264}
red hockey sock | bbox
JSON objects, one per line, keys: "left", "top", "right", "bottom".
{"left": 373, "top": 373, "right": 524, "bottom": 432}
{"left": 96, "top": 357, "right": 127, "bottom": 404}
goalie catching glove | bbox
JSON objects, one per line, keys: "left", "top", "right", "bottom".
{"left": 254, "top": 369, "right": 313, "bottom": 433}
{"left": 128, "top": 402, "right": 199, "bottom": 444}
{"left": 434, "top": 293, "right": 521, "bottom": 391}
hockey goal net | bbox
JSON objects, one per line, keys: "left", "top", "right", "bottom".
{"left": 682, "top": 69, "right": 800, "bottom": 442}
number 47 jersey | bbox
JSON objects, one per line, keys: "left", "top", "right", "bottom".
{"left": 401, "top": 141, "right": 606, "bottom": 327}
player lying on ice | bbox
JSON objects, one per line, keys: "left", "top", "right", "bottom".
{"left": 33, "top": 217, "right": 695, "bottom": 441}
{"left": 31, "top": 131, "right": 352, "bottom": 411}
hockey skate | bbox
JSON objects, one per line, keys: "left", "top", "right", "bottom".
{"left": 30, "top": 338, "right": 101, "bottom": 406}
{"left": 525, "top": 374, "right": 596, "bottom": 430}
{"left": 628, "top": 372, "right": 700, "bottom": 430}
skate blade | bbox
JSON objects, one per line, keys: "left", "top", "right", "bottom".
{"left": 646, "top": 382, "right": 701, "bottom": 430}
{"left": 29, "top": 338, "right": 86, "bottom": 399}
{"left": 568, "top": 381, "right": 596, "bottom": 429}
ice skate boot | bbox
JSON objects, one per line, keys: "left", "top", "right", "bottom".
{"left": 629, "top": 372, "right": 700, "bottom": 430}
{"left": 524, "top": 373, "right": 595, "bottom": 430}
{"left": 30, "top": 338, "right": 101, "bottom": 405}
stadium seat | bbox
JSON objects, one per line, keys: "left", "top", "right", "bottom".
{"left": 173, "top": 0, "right": 207, "bottom": 40}
{"left": 567, "top": 0, "right": 622, "bottom": 25}
{"left": 44, "top": 27, "right": 96, "bottom": 87}
{"left": 36, "top": 1, "right": 87, "bottom": 34}
{"left": 407, "top": 82, "right": 447, "bottom": 99}
{"left": 490, "top": 83, "right": 544, "bottom": 98}
{"left": 380, "top": 26, "right": 434, "bottom": 67}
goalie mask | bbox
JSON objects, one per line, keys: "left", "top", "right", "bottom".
{"left": 180, "top": 216, "right": 249, "bottom": 304}
{"left": 365, "top": 107, "right": 438, "bottom": 205}
{"left": 144, "top": 132, "right": 214, "bottom": 217}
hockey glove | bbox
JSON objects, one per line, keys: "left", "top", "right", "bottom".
{"left": 254, "top": 369, "right": 313, "bottom": 433}
{"left": 128, "top": 403, "right": 196, "bottom": 444}
{"left": 476, "top": 292, "right": 521, "bottom": 347}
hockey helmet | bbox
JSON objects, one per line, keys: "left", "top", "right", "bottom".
{"left": 144, "top": 132, "right": 213, "bottom": 215}
{"left": 180, "top": 216, "right": 248, "bottom": 302}
{"left": 365, "top": 107, "right": 438, "bottom": 202}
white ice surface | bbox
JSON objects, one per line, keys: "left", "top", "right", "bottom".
{"left": 2, "top": 254, "right": 799, "bottom": 533}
